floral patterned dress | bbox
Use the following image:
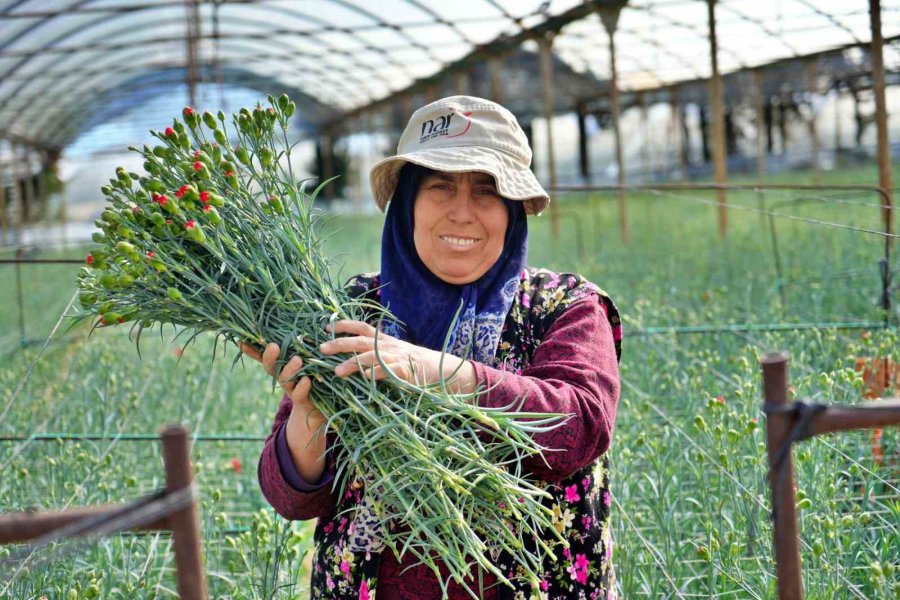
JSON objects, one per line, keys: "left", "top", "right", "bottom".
{"left": 259, "top": 267, "right": 622, "bottom": 600}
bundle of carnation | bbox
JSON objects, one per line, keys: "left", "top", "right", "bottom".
{"left": 73, "top": 95, "right": 568, "bottom": 597}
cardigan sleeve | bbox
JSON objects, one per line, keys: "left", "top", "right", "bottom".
{"left": 471, "top": 294, "right": 619, "bottom": 483}
{"left": 257, "top": 393, "right": 340, "bottom": 520}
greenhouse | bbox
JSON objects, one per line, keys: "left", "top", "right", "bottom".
{"left": 1, "top": 1, "right": 899, "bottom": 599}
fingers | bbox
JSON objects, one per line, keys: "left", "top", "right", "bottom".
{"left": 278, "top": 355, "right": 304, "bottom": 386}
{"left": 326, "top": 320, "right": 379, "bottom": 338}
{"left": 334, "top": 350, "right": 411, "bottom": 381}
{"left": 289, "top": 376, "right": 312, "bottom": 405}
{"left": 262, "top": 342, "right": 280, "bottom": 377}
{"left": 237, "top": 342, "right": 263, "bottom": 364}
{"left": 319, "top": 336, "right": 381, "bottom": 356}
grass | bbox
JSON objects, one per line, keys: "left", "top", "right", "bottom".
{"left": 0, "top": 163, "right": 898, "bottom": 598}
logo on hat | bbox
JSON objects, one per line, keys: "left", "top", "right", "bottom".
{"left": 418, "top": 109, "right": 473, "bottom": 144}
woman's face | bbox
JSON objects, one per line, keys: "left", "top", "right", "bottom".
{"left": 413, "top": 170, "right": 509, "bottom": 285}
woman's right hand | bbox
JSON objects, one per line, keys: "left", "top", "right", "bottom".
{"left": 239, "top": 342, "right": 329, "bottom": 482}
{"left": 239, "top": 342, "right": 324, "bottom": 426}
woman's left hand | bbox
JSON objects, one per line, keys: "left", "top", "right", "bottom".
{"left": 319, "top": 320, "right": 476, "bottom": 394}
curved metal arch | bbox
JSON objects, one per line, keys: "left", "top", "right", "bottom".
{"left": 326, "top": 0, "right": 442, "bottom": 66}
{"left": 25, "top": 59, "right": 352, "bottom": 146}
{"left": 718, "top": 4, "right": 800, "bottom": 62}
{"left": 0, "top": 3, "right": 421, "bottom": 116}
{"left": 37, "top": 66, "right": 338, "bottom": 148}
{"left": 3, "top": 34, "right": 382, "bottom": 127}
{"left": 625, "top": 4, "right": 747, "bottom": 74}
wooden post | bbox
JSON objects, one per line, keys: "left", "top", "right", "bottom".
{"left": 425, "top": 83, "right": 439, "bottom": 104}
{"left": 598, "top": 3, "right": 628, "bottom": 243}
{"left": 489, "top": 57, "right": 504, "bottom": 103}
{"left": 577, "top": 102, "right": 591, "bottom": 183}
{"left": 538, "top": 35, "right": 559, "bottom": 238}
{"left": 870, "top": 0, "right": 893, "bottom": 243}
{"left": 761, "top": 353, "right": 804, "bottom": 600}
{"left": 707, "top": 0, "right": 728, "bottom": 238}
{"left": 160, "top": 424, "right": 207, "bottom": 600}
{"left": 805, "top": 61, "right": 821, "bottom": 185}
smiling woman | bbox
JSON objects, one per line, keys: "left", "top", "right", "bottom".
{"left": 248, "top": 96, "right": 623, "bottom": 600}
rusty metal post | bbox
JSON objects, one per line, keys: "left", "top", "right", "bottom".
{"left": 761, "top": 353, "right": 804, "bottom": 600}
{"left": 160, "top": 424, "right": 207, "bottom": 600}
{"left": 454, "top": 70, "right": 469, "bottom": 96}
{"left": 805, "top": 61, "right": 821, "bottom": 185}
{"left": 538, "top": 35, "right": 559, "bottom": 238}
{"left": 488, "top": 56, "right": 504, "bottom": 103}
{"left": 833, "top": 83, "right": 843, "bottom": 155}
{"left": 184, "top": 0, "right": 201, "bottom": 108}
{"left": 598, "top": 3, "right": 628, "bottom": 243}
{"left": 707, "top": 0, "right": 728, "bottom": 238}
{"left": 870, "top": 0, "right": 893, "bottom": 244}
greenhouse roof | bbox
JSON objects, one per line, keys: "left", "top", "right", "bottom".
{"left": 1, "top": 0, "right": 899, "bottom": 151}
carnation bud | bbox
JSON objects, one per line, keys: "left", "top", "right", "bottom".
{"left": 202, "top": 111, "right": 218, "bottom": 129}
{"left": 285, "top": 101, "right": 296, "bottom": 118}
{"left": 259, "top": 147, "right": 274, "bottom": 168}
{"left": 167, "top": 287, "right": 183, "bottom": 301}
{"left": 204, "top": 206, "right": 222, "bottom": 224}
{"left": 91, "top": 232, "right": 107, "bottom": 244}
{"left": 115, "top": 167, "right": 132, "bottom": 187}
{"left": 278, "top": 93, "right": 290, "bottom": 113}
{"left": 164, "top": 127, "right": 176, "bottom": 138}
{"left": 178, "top": 133, "right": 191, "bottom": 150}
{"left": 268, "top": 194, "right": 284, "bottom": 214}
{"left": 234, "top": 145, "right": 251, "bottom": 166}
{"left": 152, "top": 145, "right": 169, "bottom": 159}
{"left": 100, "top": 185, "right": 113, "bottom": 196}
{"left": 214, "top": 129, "right": 227, "bottom": 146}
{"left": 101, "top": 210, "right": 120, "bottom": 224}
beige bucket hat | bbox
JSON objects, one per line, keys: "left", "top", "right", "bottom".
{"left": 369, "top": 95, "right": 550, "bottom": 216}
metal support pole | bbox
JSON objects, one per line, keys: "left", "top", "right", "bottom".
{"left": 805, "top": 61, "right": 821, "bottom": 185}
{"left": 15, "top": 246, "right": 25, "bottom": 346}
{"left": 160, "top": 424, "right": 207, "bottom": 600}
{"left": 488, "top": 57, "right": 504, "bottom": 103}
{"left": 20, "top": 146, "right": 33, "bottom": 225}
{"left": 538, "top": 35, "right": 559, "bottom": 238}
{"left": 707, "top": 0, "right": 728, "bottom": 238}
{"left": 870, "top": 0, "right": 894, "bottom": 245}
{"left": 425, "top": 83, "right": 439, "bottom": 104}
{"left": 0, "top": 154, "right": 8, "bottom": 245}
{"left": 639, "top": 92, "right": 649, "bottom": 181}
{"left": 669, "top": 87, "right": 684, "bottom": 180}
{"left": 833, "top": 83, "right": 843, "bottom": 156}
{"left": 599, "top": 3, "right": 628, "bottom": 243}
{"left": 577, "top": 102, "right": 591, "bottom": 183}
{"left": 321, "top": 134, "right": 335, "bottom": 200}
{"left": 754, "top": 70, "right": 767, "bottom": 177}
{"left": 454, "top": 71, "right": 469, "bottom": 96}
{"left": 184, "top": 0, "right": 201, "bottom": 108}
{"left": 761, "top": 353, "right": 804, "bottom": 600}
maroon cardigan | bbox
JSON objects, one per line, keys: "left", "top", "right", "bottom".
{"left": 258, "top": 268, "right": 621, "bottom": 599}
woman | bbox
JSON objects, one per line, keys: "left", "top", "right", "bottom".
{"left": 243, "top": 96, "right": 622, "bottom": 599}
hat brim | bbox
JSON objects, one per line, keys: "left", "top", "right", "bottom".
{"left": 370, "top": 146, "right": 550, "bottom": 216}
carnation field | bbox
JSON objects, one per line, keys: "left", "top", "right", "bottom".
{"left": 1, "top": 167, "right": 899, "bottom": 599}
